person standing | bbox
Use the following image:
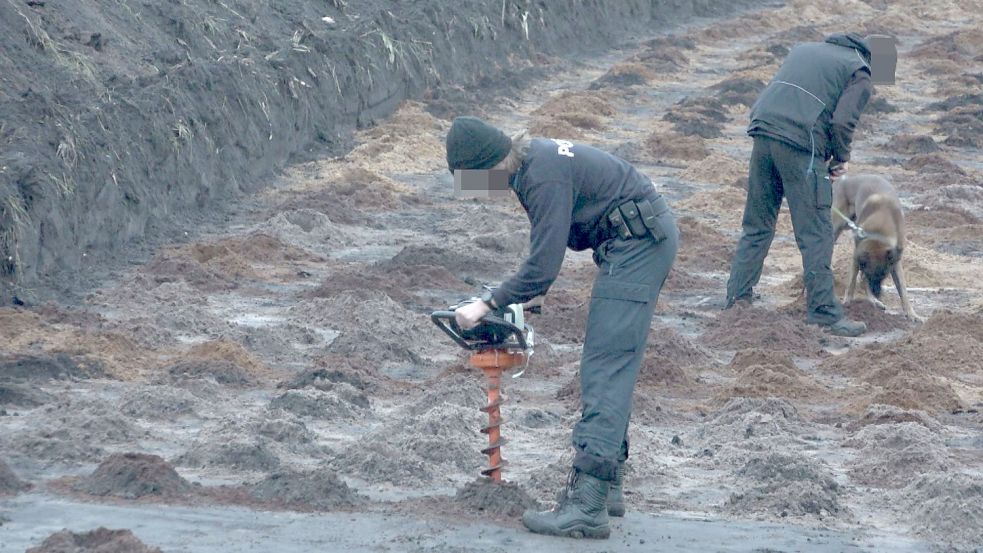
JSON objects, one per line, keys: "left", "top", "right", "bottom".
{"left": 725, "top": 33, "right": 875, "bottom": 337}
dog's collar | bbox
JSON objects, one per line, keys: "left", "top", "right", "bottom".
{"left": 831, "top": 206, "right": 870, "bottom": 239}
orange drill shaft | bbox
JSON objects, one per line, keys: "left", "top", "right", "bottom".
{"left": 470, "top": 349, "right": 525, "bottom": 482}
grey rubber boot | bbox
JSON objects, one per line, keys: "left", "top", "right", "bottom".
{"left": 607, "top": 462, "right": 626, "bottom": 517}
{"left": 823, "top": 317, "right": 867, "bottom": 337}
{"left": 522, "top": 469, "right": 611, "bottom": 539}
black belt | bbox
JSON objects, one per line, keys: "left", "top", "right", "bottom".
{"left": 604, "top": 196, "right": 671, "bottom": 242}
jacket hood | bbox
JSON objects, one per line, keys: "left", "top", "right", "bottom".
{"left": 825, "top": 33, "right": 872, "bottom": 63}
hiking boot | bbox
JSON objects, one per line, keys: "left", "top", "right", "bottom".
{"left": 607, "top": 462, "right": 626, "bottom": 517}
{"left": 822, "top": 317, "right": 867, "bottom": 337}
{"left": 724, "top": 292, "right": 759, "bottom": 309}
{"left": 522, "top": 468, "right": 611, "bottom": 539}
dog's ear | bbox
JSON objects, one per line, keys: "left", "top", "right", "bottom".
{"left": 886, "top": 247, "right": 902, "bottom": 264}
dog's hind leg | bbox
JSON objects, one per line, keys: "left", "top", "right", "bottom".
{"left": 892, "top": 259, "right": 922, "bottom": 322}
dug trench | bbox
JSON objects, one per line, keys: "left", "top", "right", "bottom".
{"left": 2, "top": 0, "right": 983, "bottom": 552}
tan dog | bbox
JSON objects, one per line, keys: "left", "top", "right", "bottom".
{"left": 832, "top": 174, "right": 921, "bottom": 321}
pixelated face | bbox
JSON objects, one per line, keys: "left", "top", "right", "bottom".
{"left": 866, "top": 34, "right": 897, "bottom": 85}
{"left": 856, "top": 241, "right": 901, "bottom": 298}
{"left": 453, "top": 169, "right": 512, "bottom": 199}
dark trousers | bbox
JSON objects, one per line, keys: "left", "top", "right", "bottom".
{"left": 726, "top": 136, "right": 843, "bottom": 325}
{"left": 571, "top": 211, "right": 678, "bottom": 481}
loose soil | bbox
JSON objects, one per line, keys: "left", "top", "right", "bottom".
{"left": 247, "top": 469, "right": 364, "bottom": 511}
{"left": 0, "top": 458, "right": 30, "bottom": 496}
{"left": 26, "top": 528, "right": 164, "bottom": 553}
{"left": 73, "top": 453, "right": 193, "bottom": 500}
{"left": 454, "top": 478, "right": 543, "bottom": 518}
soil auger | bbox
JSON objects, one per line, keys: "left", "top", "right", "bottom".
{"left": 431, "top": 297, "right": 535, "bottom": 482}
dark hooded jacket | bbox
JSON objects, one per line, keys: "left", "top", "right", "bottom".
{"left": 748, "top": 33, "right": 874, "bottom": 163}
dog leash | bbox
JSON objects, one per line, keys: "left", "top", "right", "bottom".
{"left": 831, "top": 205, "right": 869, "bottom": 240}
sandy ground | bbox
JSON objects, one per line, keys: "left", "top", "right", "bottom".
{"left": 3, "top": 0, "right": 983, "bottom": 552}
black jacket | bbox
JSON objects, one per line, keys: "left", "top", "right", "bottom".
{"left": 748, "top": 33, "right": 874, "bottom": 162}
{"left": 490, "top": 138, "right": 659, "bottom": 307}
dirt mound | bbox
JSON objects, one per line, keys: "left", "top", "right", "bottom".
{"left": 26, "top": 398, "right": 143, "bottom": 452}
{"left": 142, "top": 244, "right": 260, "bottom": 291}
{"left": 843, "top": 300, "right": 913, "bottom": 333}
{"left": 842, "top": 423, "right": 950, "bottom": 489}
{"left": 663, "top": 267, "right": 718, "bottom": 293}
{"left": 10, "top": 429, "right": 106, "bottom": 466}
{"left": 534, "top": 92, "right": 616, "bottom": 119}
{"left": 589, "top": 62, "right": 655, "bottom": 89}
{"left": 868, "top": 375, "right": 965, "bottom": 414}
{"left": 639, "top": 325, "right": 714, "bottom": 388}
{"left": 821, "top": 338, "right": 969, "bottom": 413}
{"left": 528, "top": 117, "right": 585, "bottom": 140}
{"left": 331, "top": 395, "right": 485, "bottom": 485}
{"left": 917, "top": 185, "right": 983, "bottom": 225}
{"left": 846, "top": 404, "right": 942, "bottom": 432}
{"left": 689, "top": 398, "right": 808, "bottom": 458}
{"left": 266, "top": 208, "right": 360, "bottom": 252}
{"left": 276, "top": 166, "right": 407, "bottom": 226}
{"left": 269, "top": 385, "right": 370, "bottom": 420}
{"left": 726, "top": 452, "right": 844, "bottom": 520}
{"left": 920, "top": 308, "right": 983, "bottom": 342}
{"left": 454, "top": 478, "right": 543, "bottom": 518}
{"left": 903, "top": 153, "right": 967, "bottom": 175}
{"left": 278, "top": 354, "right": 388, "bottom": 394}
{"left": 119, "top": 386, "right": 200, "bottom": 420}
{"left": 663, "top": 96, "right": 729, "bottom": 138}
{"left": 529, "top": 288, "right": 587, "bottom": 344}
{"left": 630, "top": 35, "right": 696, "bottom": 72}
{"left": 162, "top": 340, "right": 270, "bottom": 387}
{"left": 176, "top": 438, "right": 280, "bottom": 472}
{"left": 865, "top": 94, "right": 898, "bottom": 115}
{"left": 252, "top": 416, "right": 320, "bottom": 453}
{"left": 709, "top": 76, "right": 765, "bottom": 106}
{"left": 719, "top": 361, "right": 826, "bottom": 401}
{"left": 644, "top": 132, "right": 709, "bottom": 162}
{"left": 888, "top": 134, "right": 941, "bottom": 155}
{"left": 0, "top": 352, "right": 103, "bottom": 381}
{"left": 911, "top": 28, "right": 983, "bottom": 61}
{"left": 826, "top": 309, "right": 983, "bottom": 378}
{"left": 74, "top": 453, "right": 193, "bottom": 499}
{"left": 935, "top": 104, "right": 983, "bottom": 148}
{"left": 700, "top": 304, "right": 829, "bottom": 357}
{"left": 26, "top": 528, "right": 163, "bottom": 553}
{"left": 673, "top": 215, "right": 735, "bottom": 272}
{"left": 679, "top": 153, "right": 747, "bottom": 187}
{"left": 900, "top": 472, "right": 983, "bottom": 551}
{"left": 0, "top": 459, "right": 30, "bottom": 496}
{"left": 344, "top": 101, "right": 450, "bottom": 175}
{"left": 907, "top": 206, "right": 980, "bottom": 229}
{"left": 248, "top": 470, "right": 363, "bottom": 511}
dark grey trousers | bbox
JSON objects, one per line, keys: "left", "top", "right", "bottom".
{"left": 571, "top": 211, "right": 678, "bottom": 481}
{"left": 726, "top": 136, "right": 843, "bottom": 325}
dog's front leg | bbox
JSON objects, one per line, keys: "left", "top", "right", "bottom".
{"left": 845, "top": 256, "right": 860, "bottom": 304}
{"left": 892, "top": 259, "right": 923, "bottom": 322}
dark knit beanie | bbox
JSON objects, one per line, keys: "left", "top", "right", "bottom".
{"left": 445, "top": 116, "right": 512, "bottom": 173}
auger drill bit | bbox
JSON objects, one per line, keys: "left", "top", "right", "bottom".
{"left": 470, "top": 349, "right": 525, "bottom": 482}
